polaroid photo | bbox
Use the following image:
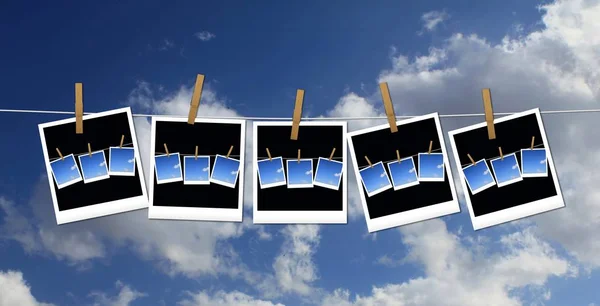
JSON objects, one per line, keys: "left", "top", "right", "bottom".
{"left": 257, "top": 157, "right": 287, "bottom": 189}
{"left": 417, "top": 153, "right": 445, "bottom": 182}
{"left": 387, "top": 157, "right": 419, "bottom": 191}
{"left": 183, "top": 156, "right": 210, "bottom": 185}
{"left": 154, "top": 153, "right": 183, "bottom": 184}
{"left": 49, "top": 154, "right": 82, "bottom": 189}
{"left": 520, "top": 148, "right": 548, "bottom": 178}
{"left": 462, "top": 159, "right": 496, "bottom": 195}
{"left": 490, "top": 153, "right": 523, "bottom": 188}
{"left": 286, "top": 159, "right": 314, "bottom": 189}
{"left": 347, "top": 112, "right": 459, "bottom": 233}
{"left": 148, "top": 117, "right": 245, "bottom": 222}
{"left": 359, "top": 161, "right": 392, "bottom": 197}
{"left": 39, "top": 107, "right": 148, "bottom": 225}
{"left": 253, "top": 121, "right": 347, "bottom": 224}
{"left": 108, "top": 147, "right": 136, "bottom": 176}
{"left": 448, "top": 108, "right": 565, "bottom": 230}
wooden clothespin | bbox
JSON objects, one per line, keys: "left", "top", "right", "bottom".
{"left": 164, "top": 143, "right": 170, "bottom": 157}
{"left": 75, "top": 83, "right": 84, "bottom": 134}
{"left": 290, "top": 89, "right": 305, "bottom": 140}
{"left": 297, "top": 149, "right": 301, "bottom": 163}
{"left": 226, "top": 145, "right": 234, "bottom": 158}
{"left": 364, "top": 156, "right": 373, "bottom": 168}
{"left": 428, "top": 140, "right": 433, "bottom": 154}
{"left": 266, "top": 148, "right": 272, "bottom": 161}
{"left": 482, "top": 88, "right": 496, "bottom": 139}
{"left": 530, "top": 136, "right": 535, "bottom": 150}
{"left": 498, "top": 147, "right": 503, "bottom": 160}
{"left": 467, "top": 154, "right": 476, "bottom": 165}
{"left": 396, "top": 150, "right": 401, "bottom": 163}
{"left": 329, "top": 148, "right": 336, "bottom": 161}
{"left": 56, "top": 148, "right": 64, "bottom": 161}
{"left": 379, "top": 82, "right": 398, "bottom": 133}
{"left": 194, "top": 146, "right": 198, "bottom": 160}
{"left": 119, "top": 135, "right": 125, "bottom": 148}
{"left": 187, "top": 74, "right": 205, "bottom": 125}
{"left": 87, "top": 143, "right": 92, "bottom": 157}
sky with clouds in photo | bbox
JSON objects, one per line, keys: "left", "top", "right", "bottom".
{"left": 1, "top": 0, "right": 600, "bottom": 305}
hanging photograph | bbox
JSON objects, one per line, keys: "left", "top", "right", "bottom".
{"left": 347, "top": 113, "right": 459, "bottom": 233}
{"left": 38, "top": 107, "right": 148, "bottom": 225}
{"left": 148, "top": 117, "right": 245, "bottom": 222}
{"left": 448, "top": 108, "right": 565, "bottom": 230}
{"left": 253, "top": 121, "right": 347, "bottom": 224}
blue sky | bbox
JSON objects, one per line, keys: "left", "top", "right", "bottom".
{"left": 418, "top": 153, "right": 445, "bottom": 180}
{"left": 387, "top": 158, "right": 419, "bottom": 189}
{"left": 490, "top": 153, "right": 522, "bottom": 186}
{"left": 184, "top": 156, "right": 210, "bottom": 183}
{"left": 2, "top": 1, "right": 600, "bottom": 305}
{"left": 50, "top": 155, "right": 82, "bottom": 188}
{"left": 211, "top": 155, "right": 240, "bottom": 187}
{"left": 521, "top": 148, "right": 548, "bottom": 176}
{"left": 79, "top": 152, "right": 109, "bottom": 181}
{"left": 257, "top": 157, "right": 286, "bottom": 188}
{"left": 314, "top": 158, "right": 343, "bottom": 190}
{"left": 154, "top": 154, "right": 182, "bottom": 182}
{"left": 462, "top": 160, "right": 496, "bottom": 194}
{"left": 109, "top": 147, "right": 135, "bottom": 174}
{"left": 287, "top": 160, "right": 313, "bottom": 187}
{"left": 359, "top": 162, "right": 392, "bottom": 196}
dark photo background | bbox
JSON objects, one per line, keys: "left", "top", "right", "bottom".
{"left": 41, "top": 111, "right": 143, "bottom": 211}
{"left": 153, "top": 120, "right": 243, "bottom": 209}
{"left": 350, "top": 117, "right": 454, "bottom": 219}
{"left": 452, "top": 113, "right": 558, "bottom": 217}
{"left": 256, "top": 124, "right": 344, "bottom": 211}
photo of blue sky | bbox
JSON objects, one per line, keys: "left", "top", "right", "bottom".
{"left": 418, "top": 153, "right": 445, "bottom": 181}
{"left": 184, "top": 156, "right": 210, "bottom": 184}
{"left": 109, "top": 147, "right": 135, "bottom": 175}
{"left": 521, "top": 148, "right": 548, "bottom": 177}
{"left": 359, "top": 162, "right": 392, "bottom": 197}
{"left": 491, "top": 153, "right": 523, "bottom": 187}
{"left": 314, "top": 158, "right": 343, "bottom": 190}
{"left": 286, "top": 159, "right": 313, "bottom": 188}
{"left": 50, "top": 154, "right": 82, "bottom": 188}
{"left": 210, "top": 155, "right": 240, "bottom": 188}
{"left": 154, "top": 153, "right": 182, "bottom": 184}
{"left": 79, "top": 151, "right": 109, "bottom": 183}
{"left": 387, "top": 157, "right": 419, "bottom": 190}
{"left": 257, "top": 157, "right": 286, "bottom": 188}
{"left": 462, "top": 160, "right": 496, "bottom": 194}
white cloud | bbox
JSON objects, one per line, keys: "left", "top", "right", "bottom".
{"left": 127, "top": 158, "right": 134, "bottom": 163}
{"left": 99, "top": 161, "right": 106, "bottom": 167}
{"left": 178, "top": 290, "right": 284, "bottom": 306}
{"left": 194, "top": 31, "right": 216, "bottom": 42}
{"left": 0, "top": 270, "right": 54, "bottom": 306}
{"left": 231, "top": 170, "right": 238, "bottom": 175}
{"left": 420, "top": 10, "right": 450, "bottom": 32}
{"left": 379, "top": 172, "right": 386, "bottom": 178}
{"left": 539, "top": 159, "right": 547, "bottom": 164}
{"left": 202, "top": 167, "right": 209, "bottom": 172}
{"left": 409, "top": 168, "right": 415, "bottom": 173}
{"left": 70, "top": 165, "right": 77, "bottom": 171}
{"left": 436, "top": 163, "right": 443, "bottom": 169}
{"left": 158, "top": 39, "right": 175, "bottom": 51}
{"left": 483, "top": 169, "right": 490, "bottom": 175}
{"left": 512, "top": 163, "right": 518, "bottom": 170}
{"left": 276, "top": 168, "right": 284, "bottom": 173}
{"left": 305, "top": 170, "right": 312, "bottom": 175}
{"left": 174, "top": 163, "right": 180, "bottom": 169}
{"left": 334, "top": 172, "right": 342, "bottom": 177}
{"left": 89, "top": 281, "right": 146, "bottom": 306}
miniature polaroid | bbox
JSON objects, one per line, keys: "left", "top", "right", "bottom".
{"left": 520, "top": 148, "right": 548, "bottom": 178}
{"left": 314, "top": 157, "right": 344, "bottom": 191}
{"left": 490, "top": 153, "right": 523, "bottom": 188}
{"left": 38, "top": 107, "right": 148, "bottom": 225}
{"left": 387, "top": 157, "right": 419, "bottom": 191}
{"left": 417, "top": 153, "right": 445, "bottom": 182}
{"left": 286, "top": 159, "right": 313, "bottom": 189}
{"left": 183, "top": 156, "right": 210, "bottom": 185}
{"left": 448, "top": 108, "right": 565, "bottom": 230}
{"left": 49, "top": 154, "right": 82, "bottom": 189}
{"left": 108, "top": 147, "right": 135, "bottom": 176}
{"left": 210, "top": 154, "right": 241, "bottom": 188}
{"left": 154, "top": 153, "right": 183, "bottom": 184}
{"left": 359, "top": 162, "right": 392, "bottom": 197}
{"left": 462, "top": 159, "right": 496, "bottom": 195}
{"left": 257, "top": 157, "right": 287, "bottom": 189}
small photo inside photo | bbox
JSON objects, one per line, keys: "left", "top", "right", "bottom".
{"left": 387, "top": 157, "right": 419, "bottom": 191}
{"left": 184, "top": 156, "right": 210, "bottom": 185}
{"left": 286, "top": 159, "right": 313, "bottom": 189}
{"left": 417, "top": 153, "right": 445, "bottom": 182}
{"left": 462, "top": 159, "right": 496, "bottom": 195}
{"left": 50, "top": 154, "right": 82, "bottom": 189}
{"left": 257, "top": 157, "right": 286, "bottom": 189}
{"left": 154, "top": 153, "right": 183, "bottom": 184}
{"left": 520, "top": 148, "right": 548, "bottom": 178}
{"left": 78, "top": 151, "right": 110, "bottom": 184}
{"left": 490, "top": 153, "right": 523, "bottom": 188}
{"left": 359, "top": 161, "right": 392, "bottom": 197}
{"left": 313, "top": 157, "right": 343, "bottom": 191}
{"left": 210, "top": 154, "right": 240, "bottom": 188}
{"left": 108, "top": 147, "right": 135, "bottom": 176}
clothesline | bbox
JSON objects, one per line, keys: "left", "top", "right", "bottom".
{"left": 154, "top": 152, "right": 241, "bottom": 158}
{"left": 256, "top": 156, "right": 343, "bottom": 161}
{"left": 459, "top": 144, "right": 545, "bottom": 168}
{"left": 2, "top": 107, "right": 600, "bottom": 120}
{"left": 49, "top": 143, "right": 134, "bottom": 162}
{"left": 357, "top": 148, "right": 443, "bottom": 170}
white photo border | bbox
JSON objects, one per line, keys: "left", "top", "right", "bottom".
{"left": 183, "top": 155, "right": 211, "bottom": 185}
{"left": 38, "top": 107, "right": 148, "bottom": 225}
{"left": 347, "top": 112, "right": 460, "bottom": 233}
{"left": 286, "top": 159, "right": 314, "bottom": 189}
{"left": 252, "top": 121, "right": 347, "bottom": 224}
{"left": 148, "top": 117, "right": 246, "bottom": 222}
{"left": 108, "top": 147, "right": 136, "bottom": 177}
{"left": 448, "top": 108, "right": 565, "bottom": 230}
{"left": 520, "top": 148, "right": 548, "bottom": 178}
